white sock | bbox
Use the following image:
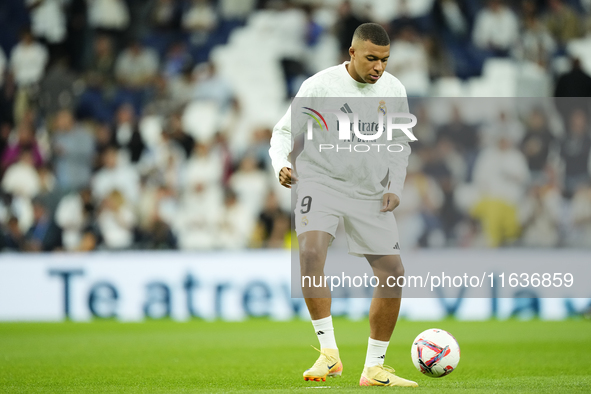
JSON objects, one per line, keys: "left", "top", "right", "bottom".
{"left": 364, "top": 337, "right": 389, "bottom": 367}
{"left": 311, "top": 316, "right": 338, "bottom": 350}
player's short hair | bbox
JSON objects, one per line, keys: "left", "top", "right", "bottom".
{"left": 352, "top": 23, "right": 390, "bottom": 46}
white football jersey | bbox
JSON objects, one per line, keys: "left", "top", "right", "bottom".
{"left": 269, "top": 61, "right": 413, "bottom": 200}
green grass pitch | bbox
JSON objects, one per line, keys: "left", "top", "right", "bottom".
{"left": 1, "top": 319, "right": 590, "bottom": 393}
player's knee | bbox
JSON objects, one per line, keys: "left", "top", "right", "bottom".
{"left": 379, "top": 261, "right": 404, "bottom": 279}
{"left": 392, "top": 263, "right": 405, "bottom": 278}
{"left": 300, "top": 248, "right": 325, "bottom": 275}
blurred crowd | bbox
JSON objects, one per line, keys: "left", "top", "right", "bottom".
{"left": 0, "top": 0, "right": 590, "bottom": 252}
{"left": 394, "top": 98, "right": 591, "bottom": 250}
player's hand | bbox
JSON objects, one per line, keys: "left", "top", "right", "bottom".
{"left": 279, "top": 167, "right": 297, "bottom": 189}
{"left": 380, "top": 193, "right": 400, "bottom": 212}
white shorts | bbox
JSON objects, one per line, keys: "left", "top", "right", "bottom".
{"left": 294, "top": 183, "right": 401, "bottom": 257}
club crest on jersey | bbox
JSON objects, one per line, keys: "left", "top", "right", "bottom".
{"left": 378, "top": 100, "right": 387, "bottom": 115}
{"left": 301, "top": 216, "right": 309, "bottom": 226}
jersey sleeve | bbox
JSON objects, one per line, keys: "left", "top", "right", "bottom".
{"left": 384, "top": 85, "right": 413, "bottom": 199}
{"left": 269, "top": 106, "right": 293, "bottom": 179}
{"left": 269, "top": 79, "right": 319, "bottom": 180}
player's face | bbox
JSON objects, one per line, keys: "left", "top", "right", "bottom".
{"left": 350, "top": 40, "right": 390, "bottom": 84}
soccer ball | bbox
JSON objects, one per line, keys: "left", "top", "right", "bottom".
{"left": 411, "top": 328, "right": 460, "bottom": 378}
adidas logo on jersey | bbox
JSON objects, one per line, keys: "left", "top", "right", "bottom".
{"left": 317, "top": 331, "right": 324, "bottom": 335}
{"left": 393, "top": 242, "right": 400, "bottom": 250}
{"left": 340, "top": 103, "right": 353, "bottom": 114}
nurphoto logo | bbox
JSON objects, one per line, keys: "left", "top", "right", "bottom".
{"left": 302, "top": 102, "right": 417, "bottom": 153}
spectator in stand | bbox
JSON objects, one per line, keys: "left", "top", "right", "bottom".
{"left": 335, "top": 1, "right": 365, "bottom": 58}
{"left": 23, "top": 197, "right": 62, "bottom": 251}
{"left": 303, "top": 5, "right": 323, "bottom": 47}
{"left": 560, "top": 109, "right": 591, "bottom": 198}
{"left": 97, "top": 189, "right": 136, "bottom": 249}
{"left": 163, "top": 42, "right": 192, "bottom": 80}
{"left": 554, "top": 58, "right": 591, "bottom": 125}
{"left": 554, "top": 58, "right": 591, "bottom": 98}
{"left": 472, "top": 0, "right": 519, "bottom": 56}
{"left": 139, "top": 130, "right": 186, "bottom": 191}
{"left": 51, "top": 109, "right": 95, "bottom": 191}
{"left": 567, "top": 183, "right": 591, "bottom": 247}
{"left": 219, "top": 0, "right": 255, "bottom": 21}
{"left": 438, "top": 106, "right": 478, "bottom": 154}
{"left": 5, "top": 190, "right": 36, "bottom": 238}
{"left": 266, "top": 212, "right": 290, "bottom": 249}
{"left": 136, "top": 183, "right": 177, "bottom": 249}
{"left": 184, "top": 142, "right": 223, "bottom": 190}
{"left": 144, "top": 74, "right": 177, "bottom": 117}
{"left": 432, "top": 0, "right": 471, "bottom": 38}
{"left": 437, "top": 106, "right": 479, "bottom": 179}
{"left": 1, "top": 123, "right": 44, "bottom": 171}
{"left": 165, "top": 113, "right": 195, "bottom": 159}
{"left": 26, "top": 0, "right": 67, "bottom": 63}
{"left": 79, "top": 36, "right": 116, "bottom": 121}
{"left": 175, "top": 182, "right": 222, "bottom": 250}
{"left": 0, "top": 124, "right": 10, "bottom": 166}
{"left": 410, "top": 103, "right": 437, "bottom": 148}
{"left": 431, "top": 136, "right": 467, "bottom": 185}
{"left": 87, "top": 0, "right": 130, "bottom": 49}
{"left": 39, "top": 57, "right": 78, "bottom": 115}
{"left": 194, "top": 62, "right": 234, "bottom": 110}
{"left": 519, "top": 172, "right": 562, "bottom": 247}
{"left": 481, "top": 111, "right": 525, "bottom": 148}
{"left": 36, "top": 163, "right": 56, "bottom": 196}
{"left": 438, "top": 174, "right": 463, "bottom": 244}
{"left": 424, "top": 35, "right": 455, "bottom": 80}
{"left": 420, "top": 144, "right": 452, "bottom": 184}
{"left": 150, "top": 0, "right": 182, "bottom": 32}
{"left": 115, "top": 41, "right": 159, "bottom": 90}
{"left": 514, "top": 1, "right": 556, "bottom": 68}
{"left": 141, "top": 133, "right": 187, "bottom": 190}
{"left": 229, "top": 155, "right": 268, "bottom": 219}
{"left": 85, "top": 35, "right": 116, "bottom": 91}
{"left": 544, "top": 0, "right": 583, "bottom": 48}
{"left": 520, "top": 108, "right": 555, "bottom": 182}
{"left": 215, "top": 188, "right": 254, "bottom": 249}
{"left": 1, "top": 149, "right": 41, "bottom": 199}
{"left": 0, "top": 193, "right": 8, "bottom": 223}
{"left": 92, "top": 146, "right": 140, "bottom": 204}
{"left": 9, "top": 29, "right": 48, "bottom": 121}
{"left": 396, "top": 157, "right": 445, "bottom": 248}
{"left": 253, "top": 192, "right": 282, "bottom": 248}
{"left": 63, "top": 0, "right": 89, "bottom": 72}
{"left": 387, "top": 26, "right": 430, "bottom": 96}
{"left": 93, "top": 123, "right": 114, "bottom": 171}
{"left": 77, "top": 226, "right": 101, "bottom": 251}
{"left": 373, "top": 0, "right": 434, "bottom": 24}
{"left": 111, "top": 103, "right": 146, "bottom": 164}
{"left": 245, "top": 126, "right": 273, "bottom": 170}
{"left": 10, "top": 29, "right": 49, "bottom": 87}
{"left": 471, "top": 135, "right": 530, "bottom": 247}
{"left": 182, "top": 0, "right": 218, "bottom": 45}
{"left": 0, "top": 48, "right": 6, "bottom": 88}
{"left": 0, "top": 73, "right": 16, "bottom": 127}
{"left": 2, "top": 216, "right": 25, "bottom": 251}
{"left": 168, "top": 64, "right": 197, "bottom": 109}
{"left": 55, "top": 187, "right": 95, "bottom": 251}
